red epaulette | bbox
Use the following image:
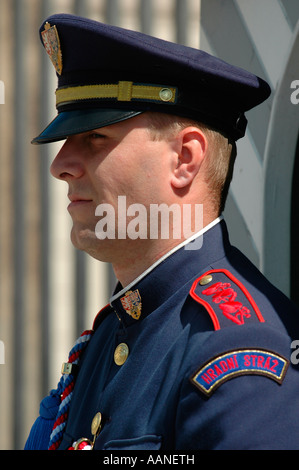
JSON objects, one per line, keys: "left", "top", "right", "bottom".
{"left": 190, "top": 269, "right": 265, "bottom": 331}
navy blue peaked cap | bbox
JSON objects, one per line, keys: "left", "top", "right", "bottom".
{"left": 32, "top": 14, "right": 271, "bottom": 144}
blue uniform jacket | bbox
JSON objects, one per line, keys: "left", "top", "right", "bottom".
{"left": 25, "top": 219, "right": 299, "bottom": 450}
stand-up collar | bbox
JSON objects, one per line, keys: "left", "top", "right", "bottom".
{"left": 110, "top": 218, "right": 231, "bottom": 327}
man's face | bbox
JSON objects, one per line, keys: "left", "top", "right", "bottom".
{"left": 50, "top": 113, "right": 176, "bottom": 262}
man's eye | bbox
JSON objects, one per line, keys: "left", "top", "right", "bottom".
{"left": 90, "top": 132, "right": 105, "bottom": 139}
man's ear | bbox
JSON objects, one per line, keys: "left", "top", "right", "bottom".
{"left": 171, "top": 127, "right": 208, "bottom": 189}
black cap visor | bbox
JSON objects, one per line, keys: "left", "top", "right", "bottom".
{"left": 32, "top": 108, "right": 143, "bottom": 144}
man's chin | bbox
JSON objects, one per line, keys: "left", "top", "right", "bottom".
{"left": 70, "top": 227, "right": 117, "bottom": 262}
{"left": 71, "top": 227, "right": 97, "bottom": 250}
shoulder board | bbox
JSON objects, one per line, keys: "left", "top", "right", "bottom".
{"left": 190, "top": 269, "right": 265, "bottom": 330}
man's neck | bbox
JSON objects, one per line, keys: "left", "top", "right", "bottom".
{"left": 112, "top": 215, "right": 223, "bottom": 291}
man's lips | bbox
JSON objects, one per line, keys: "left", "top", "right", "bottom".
{"left": 67, "top": 194, "right": 93, "bottom": 209}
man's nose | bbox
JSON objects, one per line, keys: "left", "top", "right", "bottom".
{"left": 50, "top": 136, "right": 84, "bottom": 180}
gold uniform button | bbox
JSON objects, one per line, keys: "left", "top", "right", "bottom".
{"left": 159, "top": 88, "right": 173, "bottom": 102}
{"left": 199, "top": 274, "right": 213, "bottom": 286}
{"left": 91, "top": 412, "right": 102, "bottom": 437}
{"left": 114, "top": 343, "right": 129, "bottom": 366}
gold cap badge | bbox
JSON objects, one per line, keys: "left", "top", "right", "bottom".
{"left": 120, "top": 289, "right": 142, "bottom": 320}
{"left": 41, "top": 22, "right": 63, "bottom": 75}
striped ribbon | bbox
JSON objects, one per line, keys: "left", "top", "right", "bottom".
{"left": 48, "top": 330, "right": 93, "bottom": 450}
